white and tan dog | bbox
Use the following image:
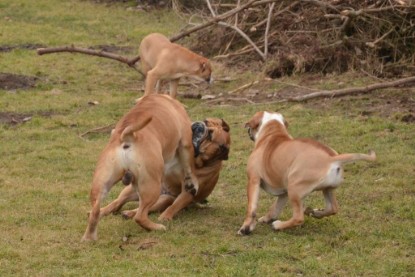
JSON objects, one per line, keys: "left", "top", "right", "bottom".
{"left": 238, "top": 111, "right": 376, "bottom": 235}
{"left": 82, "top": 94, "right": 199, "bottom": 241}
{"left": 139, "top": 33, "right": 212, "bottom": 98}
{"left": 98, "top": 118, "right": 231, "bottom": 220}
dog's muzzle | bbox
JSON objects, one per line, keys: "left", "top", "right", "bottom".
{"left": 206, "top": 76, "right": 213, "bottom": 85}
{"left": 217, "top": 144, "right": 229, "bottom": 160}
{"left": 192, "top": 121, "right": 208, "bottom": 157}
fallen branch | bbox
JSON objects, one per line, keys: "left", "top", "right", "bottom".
{"left": 204, "top": 96, "right": 255, "bottom": 105}
{"left": 264, "top": 2, "right": 275, "bottom": 58}
{"left": 289, "top": 75, "right": 415, "bottom": 102}
{"left": 228, "top": 97, "right": 255, "bottom": 104}
{"left": 79, "top": 123, "right": 115, "bottom": 139}
{"left": 37, "top": 46, "right": 144, "bottom": 76}
{"left": 228, "top": 80, "right": 259, "bottom": 94}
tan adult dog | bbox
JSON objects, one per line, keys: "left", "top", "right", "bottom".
{"left": 139, "top": 33, "right": 212, "bottom": 98}
{"left": 238, "top": 111, "right": 376, "bottom": 235}
{"left": 99, "top": 118, "right": 231, "bottom": 219}
{"left": 82, "top": 94, "right": 199, "bottom": 241}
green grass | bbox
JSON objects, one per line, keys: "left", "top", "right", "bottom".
{"left": 1, "top": 0, "right": 414, "bottom": 276}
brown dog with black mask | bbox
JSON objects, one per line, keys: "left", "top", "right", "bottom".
{"left": 99, "top": 118, "right": 231, "bottom": 221}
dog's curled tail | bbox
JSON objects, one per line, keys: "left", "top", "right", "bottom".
{"left": 120, "top": 114, "right": 152, "bottom": 142}
{"left": 333, "top": 150, "right": 376, "bottom": 164}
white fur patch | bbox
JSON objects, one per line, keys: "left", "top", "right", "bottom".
{"left": 323, "top": 162, "right": 343, "bottom": 187}
{"left": 256, "top": 112, "right": 286, "bottom": 140}
{"left": 117, "top": 144, "right": 136, "bottom": 171}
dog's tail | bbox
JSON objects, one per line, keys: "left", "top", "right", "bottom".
{"left": 332, "top": 150, "right": 376, "bottom": 164}
{"left": 120, "top": 114, "right": 152, "bottom": 142}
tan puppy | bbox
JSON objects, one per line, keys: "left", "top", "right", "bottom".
{"left": 82, "top": 94, "right": 199, "bottom": 241}
{"left": 99, "top": 118, "right": 231, "bottom": 220}
{"left": 139, "top": 33, "right": 212, "bottom": 98}
{"left": 238, "top": 111, "right": 376, "bottom": 235}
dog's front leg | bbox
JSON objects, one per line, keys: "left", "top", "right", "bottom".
{"left": 158, "top": 191, "right": 193, "bottom": 221}
{"left": 258, "top": 193, "right": 288, "bottom": 224}
{"left": 238, "top": 174, "right": 261, "bottom": 235}
{"left": 169, "top": 79, "right": 179, "bottom": 99}
{"left": 178, "top": 142, "right": 199, "bottom": 196}
{"left": 144, "top": 69, "right": 160, "bottom": 96}
{"left": 99, "top": 184, "right": 139, "bottom": 218}
{"left": 305, "top": 188, "right": 338, "bottom": 219}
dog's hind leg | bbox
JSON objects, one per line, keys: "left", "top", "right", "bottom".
{"left": 120, "top": 194, "right": 175, "bottom": 220}
{"left": 305, "top": 188, "right": 338, "bottom": 219}
{"left": 272, "top": 185, "right": 309, "bottom": 231}
{"left": 82, "top": 155, "right": 123, "bottom": 241}
{"left": 100, "top": 185, "right": 139, "bottom": 218}
{"left": 259, "top": 194, "right": 288, "bottom": 224}
{"left": 132, "top": 176, "right": 166, "bottom": 231}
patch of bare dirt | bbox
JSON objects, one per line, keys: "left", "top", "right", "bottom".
{"left": 0, "top": 111, "right": 57, "bottom": 126}
{"left": 0, "top": 43, "right": 46, "bottom": 52}
{"left": 0, "top": 73, "right": 38, "bottom": 90}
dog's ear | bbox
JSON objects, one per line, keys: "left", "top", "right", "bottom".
{"left": 200, "top": 61, "right": 207, "bottom": 71}
{"left": 283, "top": 118, "right": 289, "bottom": 129}
{"left": 245, "top": 112, "right": 262, "bottom": 130}
{"left": 221, "top": 119, "right": 230, "bottom": 132}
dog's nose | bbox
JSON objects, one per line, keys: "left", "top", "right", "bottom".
{"left": 206, "top": 76, "right": 213, "bottom": 85}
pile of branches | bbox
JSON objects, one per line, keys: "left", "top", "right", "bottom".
{"left": 178, "top": 0, "right": 415, "bottom": 77}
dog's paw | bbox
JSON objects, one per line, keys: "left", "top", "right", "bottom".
{"left": 158, "top": 213, "right": 173, "bottom": 222}
{"left": 237, "top": 226, "right": 252, "bottom": 236}
{"left": 304, "top": 207, "right": 314, "bottom": 216}
{"left": 271, "top": 220, "right": 283, "bottom": 230}
{"left": 258, "top": 216, "right": 273, "bottom": 224}
{"left": 304, "top": 207, "right": 325, "bottom": 218}
{"left": 152, "top": 223, "right": 167, "bottom": 231}
{"left": 184, "top": 181, "right": 198, "bottom": 196}
{"left": 81, "top": 232, "right": 97, "bottom": 242}
{"left": 121, "top": 210, "right": 136, "bottom": 220}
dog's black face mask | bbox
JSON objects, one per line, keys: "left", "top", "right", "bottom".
{"left": 192, "top": 121, "right": 208, "bottom": 157}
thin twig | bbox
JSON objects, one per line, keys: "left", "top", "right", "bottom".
{"left": 79, "top": 123, "right": 115, "bottom": 138}
{"left": 169, "top": 0, "right": 261, "bottom": 42}
{"left": 228, "top": 80, "right": 259, "bottom": 94}
{"left": 264, "top": 2, "right": 275, "bottom": 58}
{"left": 366, "top": 27, "right": 395, "bottom": 48}
{"left": 218, "top": 21, "right": 266, "bottom": 60}
{"left": 273, "top": 79, "right": 318, "bottom": 91}
{"left": 205, "top": 0, "right": 216, "bottom": 16}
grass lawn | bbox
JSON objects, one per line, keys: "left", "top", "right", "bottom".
{"left": 1, "top": 0, "right": 414, "bottom": 276}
